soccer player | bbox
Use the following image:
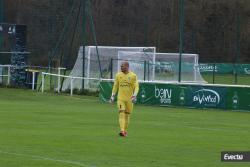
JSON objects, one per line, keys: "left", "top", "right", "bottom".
{"left": 110, "top": 62, "right": 139, "bottom": 137}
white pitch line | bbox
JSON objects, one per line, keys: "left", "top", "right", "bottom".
{"left": 0, "top": 150, "right": 92, "bottom": 167}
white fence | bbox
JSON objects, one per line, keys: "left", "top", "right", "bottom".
{"left": 0, "top": 65, "right": 67, "bottom": 90}
{"left": 41, "top": 72, "right": 113, "bottom": 96}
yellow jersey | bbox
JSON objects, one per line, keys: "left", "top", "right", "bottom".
{"left": 112, "top": 71, "right": 139, "bottom": 101}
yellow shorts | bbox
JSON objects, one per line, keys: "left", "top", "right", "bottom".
{"left": 117, "top": 100, "right": 133, "bottom": 113}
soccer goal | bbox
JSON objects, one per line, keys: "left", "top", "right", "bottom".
{"left": 117, "top": 51, "right": 156, "bottom": 81}
{"left": 117, "top": 51, "right": 206, "bottom": 83}
{"left": 0, "top": 65, "right": 11, "bottom": 85}
{"left": 62, "top": 46, "right": 156, "bottom": 90}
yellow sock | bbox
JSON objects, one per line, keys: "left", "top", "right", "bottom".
{"left": 119, "top": 112, "right": 126, "bottom": 132}
{"left": 124, "top": 113, "right": 130, "bottom": 132}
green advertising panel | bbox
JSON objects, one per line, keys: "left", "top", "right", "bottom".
{"left": 0, "top": 65, "right": 2, "bottom": 84}
{"left": 186, "top": 86, "right": 227, "bottom": 109}
{"left": 237, "top": 64, "right": 250, "bottom": 75}
{"left": 136, "top": 83, "right": 184, "bottom": 106}
{"left": 100, "top": 81, "right": 250, "bottom": 111}
{"left": 100, "top": 81, "right": 187, "bottom": 106}
{"left": 199, "top": 63, "right": 250, "bottom": 75}
{"left": 99, "top": 81, "right": 113, "bottom": 103}
{"left": 199, "top": 63, "right": 232, "bottom": 73}
{"left": 226, "top": 87, "right": 250, "bottom": 111}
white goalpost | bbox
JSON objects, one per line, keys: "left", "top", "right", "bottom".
{"left": 59, "top": 45, "right": 207, "bottom": 93}
{"left": 62, "top": 46, "right": 156, "bottom": 90}
{"left": 117, "top": 51, "right": 206, "bottom": 83}
{"left": 0, "top": 65, "right": 11, "bottom": 85}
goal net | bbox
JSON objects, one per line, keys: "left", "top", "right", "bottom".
{"left": 155, "top": 53, "right": 205, "bottom": 83}
{"left": 117, "top": 51, "right": 206, "bottom": 83}
{"left": 0, "top": 65, "right": 11, "bottom": 85}
{"left": 62, "top": 46, "right": 156, "bottom": 90}
{"left": 117, "top": 51, "right": 155, "bottom": 81}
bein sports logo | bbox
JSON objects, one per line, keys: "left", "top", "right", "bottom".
{"left": 193, "top": 89, "right": 220, "bottom": 105}
{"left": 155, "top": 86, "right": 172, "bottom": 104}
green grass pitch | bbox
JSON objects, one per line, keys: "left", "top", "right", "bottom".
{"left": 202, "top": 73, "right": 250, "bottom": 85}
{"left": 0, "top": 88, "right": 249, "bottom": 167}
